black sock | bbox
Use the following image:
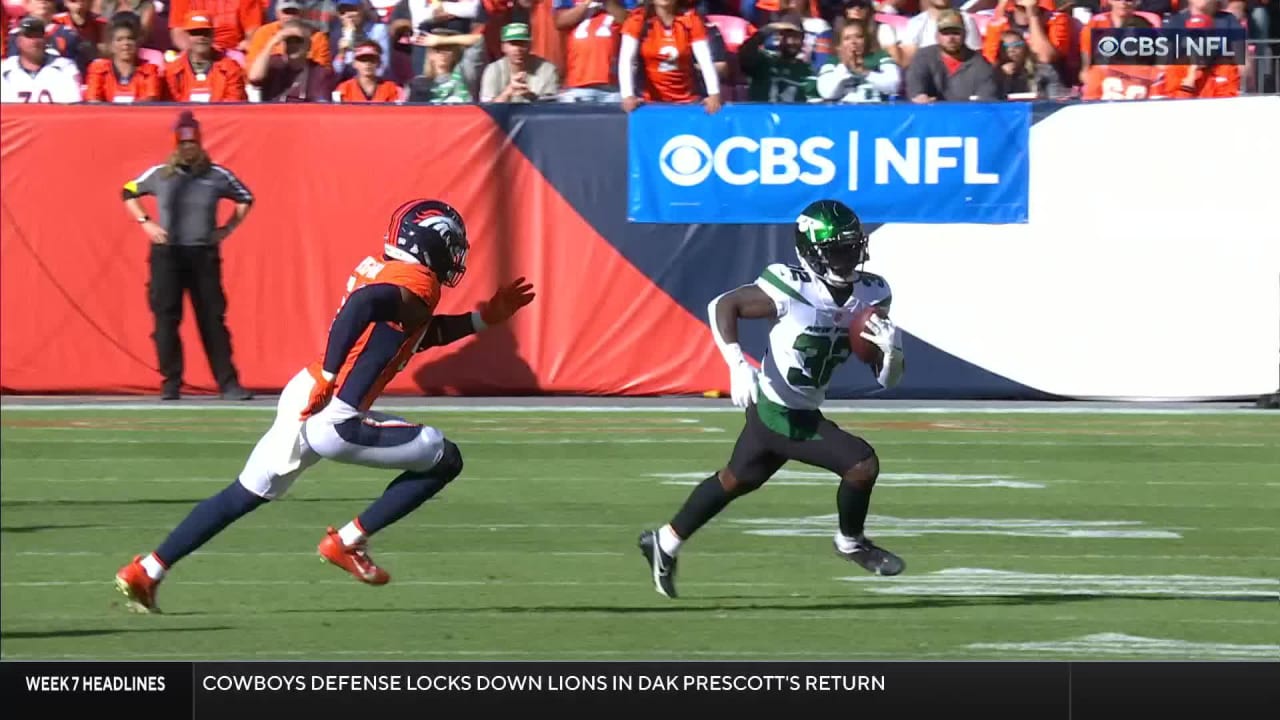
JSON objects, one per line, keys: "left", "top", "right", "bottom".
{"left": 837, "top": 481, "right": 871, "bottom": 539}
{"left": 669, "top": 474, "right": 733, "bottom": 540}
{"left": 154, "top": 480, "right": 267, "bottom": 567}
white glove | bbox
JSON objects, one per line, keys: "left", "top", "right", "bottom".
{"left": 860, "top": 314, "right": 905, "bottom": 388}
{"left": 860, "top": 314, "right": 901, "bottom": 359}
{"left": 729, "top": 358, "right": 759, "bottom": 408}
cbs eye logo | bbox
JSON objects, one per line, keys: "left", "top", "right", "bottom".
{"left": 658, "top": 134, "right": 714, "bottom": 187}
{"left": 1096, "top": 36, "right": 1121, "bottom": 58}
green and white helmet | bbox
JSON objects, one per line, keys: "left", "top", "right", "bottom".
{"left": 794, "top": 199, "right": 868, "bottom": 286}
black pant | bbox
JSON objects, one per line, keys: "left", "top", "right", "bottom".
{"left": 147, "top": 244, "right": 241, "bottom": 392}
{"left": 726, "top": 401, "right": 875, "bottom": 490}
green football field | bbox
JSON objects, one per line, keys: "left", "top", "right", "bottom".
{"left": 1, "top": 404, "right": 1277, "bottom": 661}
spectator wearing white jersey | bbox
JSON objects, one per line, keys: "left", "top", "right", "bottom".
{"left": 0, "top": 15, "right": 83, "bottom": 102}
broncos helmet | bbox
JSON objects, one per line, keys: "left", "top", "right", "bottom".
{"left": 794, "top": 199, "right": 868, "bottom": 287}
{"left": 383, "top": 199, "right": 469, "bottom": 287}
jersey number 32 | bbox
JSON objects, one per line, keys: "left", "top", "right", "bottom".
{"left": 788, "top": 333, "right": 850, "bottom": 388}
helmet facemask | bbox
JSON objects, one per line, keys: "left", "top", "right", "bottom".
{"left": 384, "top": 200, "right": 469, "bottom": 287}
{"left": 797, "top": 228, "right": 867, "bottom": 287}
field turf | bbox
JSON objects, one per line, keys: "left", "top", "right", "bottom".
{"left": 1, "top": 404, "right": 1276, "bottom": 661}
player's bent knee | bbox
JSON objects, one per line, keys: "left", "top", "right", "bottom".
{"left": 841, "top": 451, "right": 880, "bottom": 491}
{"left": 404, "top": 426, "right": 447, "bottom": 472}
{"left": 434, "top": 440, "right": 463, "bottom": 484}
{"left": 722, "top": 466, "right": 766, "bottom": 496}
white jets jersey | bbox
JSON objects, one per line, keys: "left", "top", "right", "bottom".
{"left": 0, "top": 54, "right": 83, "bottom": 104}
{"left": 754, "top": 262, "right": 892, "bottom": 410}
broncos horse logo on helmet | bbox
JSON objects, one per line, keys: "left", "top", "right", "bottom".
{"left": 383, "top": 199, "right": 469, "bottom": 287}
{"left": 794, "top": 199, "right": 868, "bottom": 287}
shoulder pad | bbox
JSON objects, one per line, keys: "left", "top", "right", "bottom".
{"left": 382, "top": 262, "right": 442, "bottom": 309}
{"left": 756, "top": 263, "right": 816, "bottom": 307}
{"left": 854, "top": 271, "right": 893, "bottom": 306}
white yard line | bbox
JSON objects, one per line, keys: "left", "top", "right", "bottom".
{"left": 7, "top": 549, "right": 1276, "bottom": 561}
{"left": 2, "top": 436, "right": 1271, "bottom": 448}
{"left": 3, "top": 403, "right": 1272, "bottom": 415}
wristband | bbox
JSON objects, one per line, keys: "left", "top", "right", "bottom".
{"left": 471, "top": 310, "right": 488, "bottom": 332}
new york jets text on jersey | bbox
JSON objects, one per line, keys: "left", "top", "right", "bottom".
{"left": 754, "top": 262, "right": 892, "bottom": 411}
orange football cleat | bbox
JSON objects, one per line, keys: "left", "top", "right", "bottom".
{"left": 318, "top": 527, "right": 390, "bottom": 585}
{"left": 114, "top": 556, "right": 161, "bottom": 614}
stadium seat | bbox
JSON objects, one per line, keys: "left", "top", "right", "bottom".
{"left": 875, "top": 12, "right": 909, "bottom": 32}
{"left": 707, "top": 14, "right": 756, "bottom": 54}
{"left": 138, "top": 47, "right": 165, "bottom": 67}
{"left": 1135, "top": 11, "right": 1162, "bottom": 27}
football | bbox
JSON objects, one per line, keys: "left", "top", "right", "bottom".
{"left": 848, "top": 304, "right": 888, "bottom": 365}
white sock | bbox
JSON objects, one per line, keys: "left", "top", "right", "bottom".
{"left": 338, "top": 520, "right": 366, "bottom": 547}
{"left": 834, "top": 532, "right": 862, "bottom": 554}
{"left": 657, "top": 525, "right": 683, "bottom": 557}
{"left": 140, "top": 553, "right": 167, "bottom": 581}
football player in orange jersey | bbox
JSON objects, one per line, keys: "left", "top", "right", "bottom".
{"left": 114, "top": 200, "right": 536, "bottom": 614}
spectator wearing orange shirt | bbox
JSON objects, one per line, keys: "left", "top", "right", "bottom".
{"left": 981, "top": 0, "right": 1074, "bottom": 82}
{"left": 554, "top": 0, "right": 635, "bottom": 102}
{"left": 52, "top": 0, "right": 105, "bottom": 59}
{"left": 163, "top": 12, "right": 248, "bottom": 101}
{"left": 1078, "top": 0, "right": 1138, "bottom": 83}
{"left": 248, "top": 18, "right": 336, "bottom": 101}
{"left": 333, "top": 39, "right": 400, "bottom": 100}
{"left": 1161, "top": 0, "right": 1242, "bottom": 97}
{"left": 618, "top": 0, "right": 721, "bottom": 112}
{"left": 85, "top": 12, "right": 161, "bottom": 101}
{"left": 168, "top": 0, "right": 262, "bottom": 52}
{"left": 246, "top": 0, "right": 331, "bottom": 70}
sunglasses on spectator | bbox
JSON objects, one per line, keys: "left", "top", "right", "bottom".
{"left": 939, "top": 29, "right": 964, "bottom": 36}
{"left": 355, "top": 53, "right": 379, "bottom": 61}
{"left": 1003, "top": 40, "right": 1026, "bottom": 48}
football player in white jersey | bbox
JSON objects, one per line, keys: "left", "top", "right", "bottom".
{"left": 638, "top": 199, "right": 906, "bottom": 599}
{"left": 0, "top": 16, "right": 83, "bottom": 103}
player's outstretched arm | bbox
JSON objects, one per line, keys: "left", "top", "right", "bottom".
{"left": 707, "top": 285, "right": 777, "bottom": 408}
{"left": 416, "top": 277, "right": 535, "bottom": 352}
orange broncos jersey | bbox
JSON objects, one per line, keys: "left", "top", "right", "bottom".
{"left": 314, "top": 256, "right": 441, "bottom": 412}
{"left": 1082, "top": 64, "right": 1163, "bottom": 100}
{"left": 51, "top": 12, "right": 106, "bottom": 48}
{"left": 85, "top": 59, "right": 163, "bottom": 102}
{"left": 1161, "top": 62, "right": 1240, "bottom": 98}
{"left": 163, "top": 51, "right": 247, "bottom": 102}
{"left": 333, "top": 77, "right": 400, "bottom": 103}
{"left": 563, "top": 11, "right": 625, "bottom": 90}
{"left": 982, "top": 2, "right": 1075, "bottom": 78}
{"left": 622, "top": 9, "right": 707, "bottom": 103}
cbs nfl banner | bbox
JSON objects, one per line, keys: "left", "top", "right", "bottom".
{"left": 626, "top": 103, "right": 1030, "bottom": 225}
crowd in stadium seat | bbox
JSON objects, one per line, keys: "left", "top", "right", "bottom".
{"left": 1, "top": 0, "right": 1276, "bottom": 104}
